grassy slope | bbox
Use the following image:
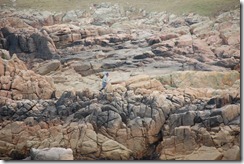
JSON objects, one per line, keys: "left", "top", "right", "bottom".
{"left": 0, "top": 0, "right": 240, "bottom": 17}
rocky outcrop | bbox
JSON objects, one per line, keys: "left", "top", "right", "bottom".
{"left": 0, "top": 68, "right": 240, "bottom": 160}
{"left": 183, "top": 146, "right": 223, "bottom": 160}
{"left": 0, "top": 3, "right": 240, "bottom": 161}
{"left": 0, "top": 26, "right": 57, "bottom": 60}
{"left": 0, "top": 4, "right": 240, "bottom": 73}
{"left": 0, "top": 54, "right": 55, "bottom": 104}
{"left": 0, "top": 119, "right": 133, "bottom": 160}
{"left": 157, "top": 71, "right": 240, "bottom": 89}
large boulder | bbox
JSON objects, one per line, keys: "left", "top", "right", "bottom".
{"left": 30, "top": 147, "right": 73, "bottom": 160}
{"left": 183, "top": 146, "right": 223, "bottom": 160}
{"left": 33, "top": 60, "right": 61, "bottom": 75}
{"left": 159, "top": 126, "right": 198, "bottom": 160}
{"left": 222, "top": 145, "right": 240, "bottom": 160}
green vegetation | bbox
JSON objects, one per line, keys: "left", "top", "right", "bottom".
{"left": 0, "top": 0, "right": 240, "bottom": 17}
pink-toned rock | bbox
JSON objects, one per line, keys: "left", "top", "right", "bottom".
{"left": 190, "top": 20, "right": 213, "bottom": 37}
{"left": 222, "top": 145, "right": 240, "bottom": 160}
{"left": 204, "top": 31, "right": 222, "bottom": 46}
{"left": 146, "top": 36, "right": 161, "bottom": 45}
{"left": 111, "top": 84, "right": 127, "bottom": 94}
{"left": 128, "top": 78, "right": 164, "bottom": 91}
{"left": 7, "top": 54, "right": 27, "bottom": 72}
{"left": 175, "top": 35, "right": 193, "bottom": 47}
{"left": 0, "top": 58, "right": 4, "bottom": 76}
{"left": 59, "top": 34, "right": 73, "bottom": 42}
{"left": 183, "top": 146, "right": 223, "bottom": 160}
{"left": 219, "top": 27, "right": 240, "bottom": 45}
{"left": 213, "top": 127, "right": 235, "bottom": 147}
{"left": 72, "top": 33, "right": 81, "bottom": 41}
{"left": 158, "top": 71, "right": 240, "bottom": 89}
{"left": 221, "top": 104, "right": 240, "bottom": 124}
{"left": 193, "top": 39, "right": 215, "bottom": 58}
{"left": 174, "top": 126, "right": 197, "bottom": 153}
{"left": 101, "top": 140, "right": 133, "bottom": 160}
{"left": 0, "top": 90, "right": 12, "bottom": 98}
{"left": 0, "top": 17, "right": 29, "bottom": 29}
{"left": 134, "top": 88, "right": 153, "bottom": 95}
{"left": 33, "top": 60, "right": 61, "bottom": 75}
{"left": 213, "top": 45, "right": 232, "bottom": 58}
{"left": 42, "top": 24, "right": 71, "bottom": 34}
{"left": 160, "top": 33, "right": 179, "bottom": 41}
{"left": 159, "top": 126, "right": 198, "bottom": 160}
{"left": 1, "top": 55, "right": 55, "bottom": 100}
{"left": 125, "top": 74, "right": 150, "bottom": 86}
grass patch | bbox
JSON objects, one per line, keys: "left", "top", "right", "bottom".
{"left": 0, "top": 0, "right": 240, "bottom": 17}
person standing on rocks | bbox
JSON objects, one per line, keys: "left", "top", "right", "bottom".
{"left": 99, "top": 72, "right": 109, "bottom": 92}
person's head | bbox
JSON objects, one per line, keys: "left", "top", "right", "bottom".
{"left": 106, "top": 72, "right": 109, "bottom": 76}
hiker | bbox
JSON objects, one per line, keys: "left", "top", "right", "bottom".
{"left": 99, "top": 72, "right": 109, "bottom": 92}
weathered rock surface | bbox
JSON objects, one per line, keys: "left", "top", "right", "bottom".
{"left": 0, "top": 3, "right": 240, "bottom": 161}
{"left": 183, "top": 146, "right": 223, "bottom": 160}
{"left": 0, "top": 54, "right": 55, "bottom": 105}
{"left": 29, "top": 147, "right": 74, "bottom": 160}
{"left": 0, "top": 71, "right": 240, "bottom": 160}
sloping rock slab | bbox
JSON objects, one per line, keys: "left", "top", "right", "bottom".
{"left": 183, "top": 146, "right": 223, "bottom": 160}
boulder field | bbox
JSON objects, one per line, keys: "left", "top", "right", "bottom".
{"left": 0, "top": 3, "right": 240, "bottom": 160}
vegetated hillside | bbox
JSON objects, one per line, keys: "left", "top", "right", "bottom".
{"left": 0, "top": 0, "right": 240, "bottom": 17}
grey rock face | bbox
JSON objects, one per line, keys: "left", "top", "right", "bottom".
{"left": 30, "top": 147, "right": 73, "bottom": 160}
